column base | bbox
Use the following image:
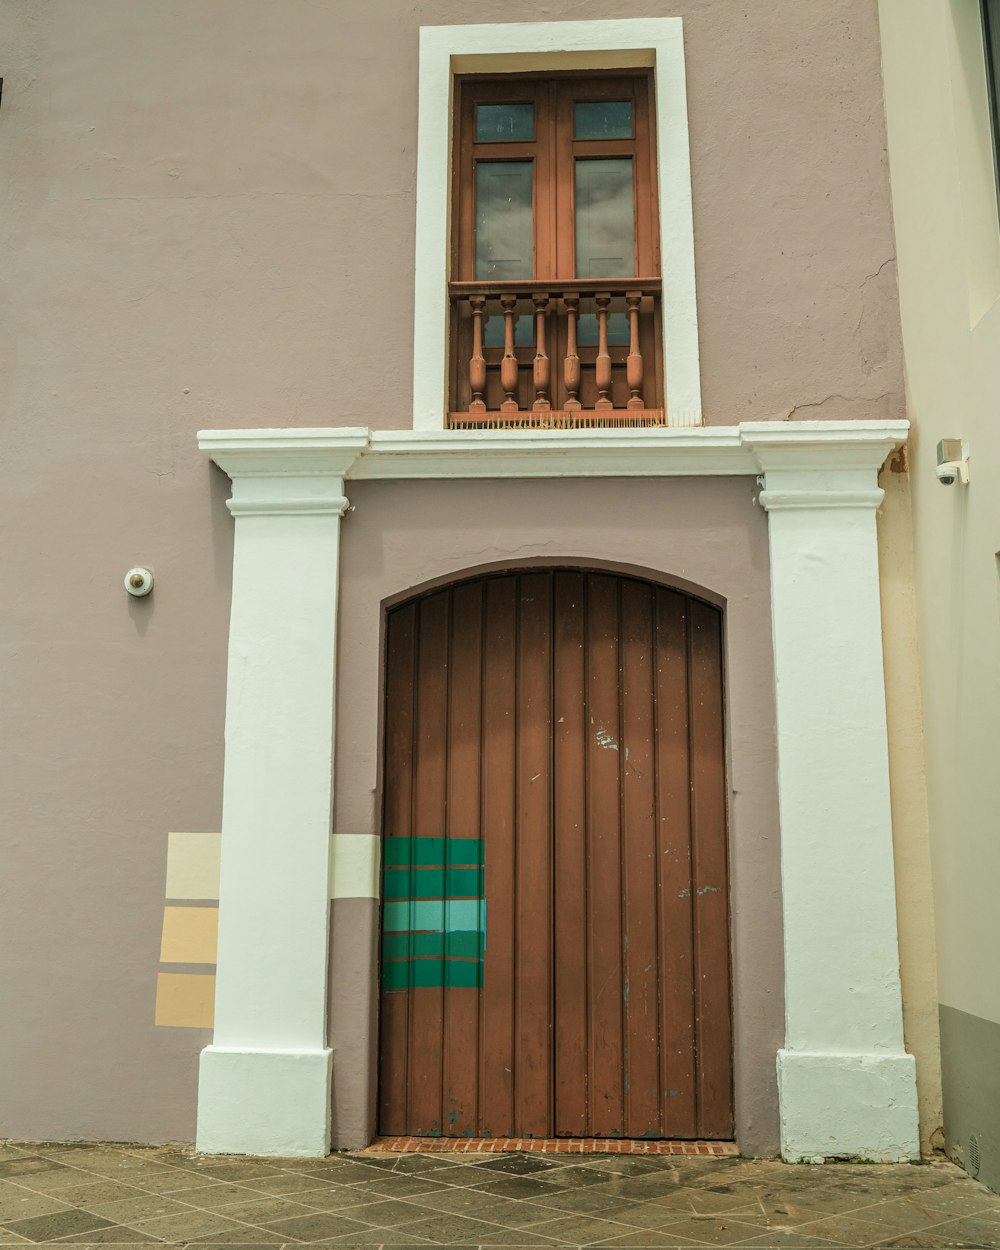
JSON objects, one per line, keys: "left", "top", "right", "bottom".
{"left": 196, "top": 1045, "right": 333, "bottom": 1157}
{"left": 777, "top": 1049, "right": 920, "bottom": 1162}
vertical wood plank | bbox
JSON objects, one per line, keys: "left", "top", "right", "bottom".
{"left": 443, "top": 581, "right": 484, "bottom": 1137}
{"left": 585, "top": 574, "right": 624, "bottom": 1136}
{"left": 515, "top": 572, "right": 554, "bottom": 1136}
{"left": 553, "top": 572, "right": 588, "bottom": 1135}
{"left": 479, "top": 576, "right": 517, "bottom": 1136}
{"left": 620, "top": 580, "right": 661, "bottom": 1137}
{"left": 654, "top": 588, "right": 698, "bottom": 1138}
{"left": 689, "top": 598, "right": 734, "bottom": 1139}
{"left": 407, "top": 590, "right": 450, "bottom": 1136}
{"left": 378, "top": 602, "right": 417, "bottom": 1135}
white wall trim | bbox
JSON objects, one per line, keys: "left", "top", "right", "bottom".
{"left": 198, "top": 417, "right": 917, "bottom": 1160}
{"left": 752, "top": 435, "right": 920, "bottom": 1162}
{"left": 413, "top": 18, "right": 702, "bottom": 430}
{"left": 200, "top": 421, "right": 907, "bottom": 482}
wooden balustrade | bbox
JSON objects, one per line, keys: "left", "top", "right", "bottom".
{"left": 448, "top": 278, "right": 664, "bottom": 427}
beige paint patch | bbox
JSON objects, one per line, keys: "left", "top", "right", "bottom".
{"left": 165, "top": 832, "right": 221, "bottom": 900}
{"left": 160, "top": 906, "right": 219, "bottom": 965}
{"left": 155, "top": 973, "right": 216, "bottom": 1029}
{"left": 330, "top": 834, "right": 381, "bottom": 899}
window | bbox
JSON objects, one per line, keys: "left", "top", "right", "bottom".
{"left": 448, "top": 72, "right": 663, "bottom": 427}
{"left": 984, "top": 0, "right": 1000, "bottom": 205}
{"left": 412, "top": 19, "right": 702, "bottom": 431}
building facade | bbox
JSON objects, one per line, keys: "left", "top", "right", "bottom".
{"left": 880, "top": 0, "right": 1000, "bottom": 1190}
{"left": 1, "top": 1, "right": 943, "bottom": 1162}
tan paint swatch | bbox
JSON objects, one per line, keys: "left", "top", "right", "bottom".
{"left": 166, "top": 832, "right": 221, "bottom": 900}
{"left": 155, "top": 972, "right": 216, "bottom": 1028}
{"left": 160, "top": 906, "right": 219, "bottom": 964}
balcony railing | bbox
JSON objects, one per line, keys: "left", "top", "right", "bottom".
{"left": 448, "top": 278, "right": 664, "bottom": 428}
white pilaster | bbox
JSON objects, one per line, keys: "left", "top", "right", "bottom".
{"left": 745, "top": 425, "right": 920, "bottom": 1162}
{"left": 195, "top": 430, "right": 368, "bottom": 1157}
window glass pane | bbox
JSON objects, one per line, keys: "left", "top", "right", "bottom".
{"left": 985, "top": 0, "right": 1000, "bottom": 184}
{"left": 484, "top": 314, "right": 533, "bottom": 348}
{"left": 476, "top": 103, "right": 535, "bottom": 142}
{"left": 577, "top": 305, "right": 629, "bottom": 347}
{"left": 574, "top": 100, "right": 633, "bottom": 140}
{"left": 575, "top": 158, "right": 634, "bottom": 278}
{"left": 476, "top": 161, "right": 533, "bottom": 279}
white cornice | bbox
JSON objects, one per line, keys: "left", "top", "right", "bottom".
{"left": 198, "top": 421, "right": 908, "bottom": 485}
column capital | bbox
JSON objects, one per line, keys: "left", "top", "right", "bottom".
{"left": 198, "top": 428, "right": 370, "bottom": 517}
{"left": 742, "top": 419, "right": 907, "bottom": 512}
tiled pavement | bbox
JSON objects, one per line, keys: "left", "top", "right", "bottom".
{"left": 2, "top": 1141, "right": 1000, "bottom": 1249}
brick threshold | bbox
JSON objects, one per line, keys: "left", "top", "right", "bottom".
{"left": 365, "top": 1136, "right": 739, "bottom": 1155}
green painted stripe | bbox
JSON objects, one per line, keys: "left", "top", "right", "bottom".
{"left": 383, "top": 958, "right": 483, "bottom": 991}
{"left": 382, "top": 930, "right": 484, "bottom": 960}
{"left": 382, "top": 866, "right": 483, "bottom": 900}
{"left": 382, "top": 837, "right": 484, "bottom": 868}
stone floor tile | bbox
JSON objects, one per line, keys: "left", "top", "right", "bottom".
{"left": 185, "top": 1232, "right": 287, "bottom": 1244}
{"left": 428, "top": 1166, "right": 510, "bottom": 1189}
{"left": 388, "top": 1212, "right": 518, "bottom": 1244}
{"left": 471, "top": 1176, "right": 569, "bottom": 1201}
{"left": 472, "top": 1228, "right": 568, "bottom": 1245}
{"left": 292, "top": 1165, "right": 388, "bottom": 1187}
{"left": 468, "top": 1156, "right": 565, "bottom": 1178}
{"left": 647, "top": 1187, "right": 768, "bottom": 1217}
{"left": 640, "top": 1215, "right": 778, "bottom": 1245}
{"left": 0, "top": 1161, "right": 72, "bottom": 1182}
{"left": 78, "top": 1194, "right": 196, "bottom": 1225}
{"left": 524, "top": 1189, "right": 641, "bottom": 1218}
{"left": 46, "top": 1184, "right": 151, "bottom": 1211}
{"left": 587, "top": 1230, "right": 714, "bottom": 1247}
{"left": 127, "top": 1210, "right": 252, "bottom": 1241}
{"left": 527, "top": 1211, "right": 653, "bottom": 1244}
{"left": 160, "top": 1184, "right": 262, "bottom": 1210}
{"left": 338, "top": 1178, "right": 449, "bottom": 1202}
{"left": 737, "top": 1234, "right": 848, "bottom": 1248}
{"left": 196, "top": 1197, "right": 323, "bottom": 1225}
{"left": 794, "top": 1212, "right": 916, "bottom": 1247}
{"left": 194, "top": 1165, "right": 287, "bottom": 1184}
{"left": 897, "top": 1182, "right": 1000, "bottom": 1217}
{"left": 295, "top": 1188, "right": 397, "bottom": 1215}
{"left": 1, "top": 1209, "right": 114, "bottom": 1242}
{"left": 258, "top": 1210, "right": 379, "bottom": 1241}
{"left": 873, "top": 1235, "right": 987, "bottom": 1249}
{"left": 236, "top": 1175, "right": 338, "bottom": 1198}
{"left": 48, "top": 1225, "right": 162, "bottom": 1243}
{"left": 0, "top": 1189, "right": 73, "bottom": 1223}
{"left": 915, "top": 1209, "right": 1000, "bottom": 1244}
{"left": 612, "top": 1202, "right": 758, "bottom": 1233}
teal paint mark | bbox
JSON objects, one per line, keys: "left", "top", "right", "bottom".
{"left": 383, "top": 898, "right": 486, "bottom": 933}
{"left": 697, "top": 885, "right": 721, "bottom": 895}
{"left": 382, "top": 930, "right": 484, "bottom": 960}
{"left": 381, "top": 836, "right": 485, "bottom": 991}
{"left": 383, "top": 836, "right": 484, "bottom": 867}
{"left": 383, "top": 866, "right": 484, "bottom": 900}
{"left": 382, "top": 958, "right": 483, "bottom": 990}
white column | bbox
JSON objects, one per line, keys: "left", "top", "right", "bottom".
{"left": 195, "top": 430, "right": 369, "bottom": 1157}
{"left": 746, "top": 424, "right": 920, "bottom": 1163}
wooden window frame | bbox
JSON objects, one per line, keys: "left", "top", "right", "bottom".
{"left": 448, "top": 71, "right": 664, "bottom": 423}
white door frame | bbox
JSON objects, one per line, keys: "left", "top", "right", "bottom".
{"left": 197, "top": 420, "right": 920, "bottom": 1162}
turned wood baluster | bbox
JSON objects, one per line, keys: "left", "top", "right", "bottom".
{"left": 563, "top": 295, "right": 581, "bottom": 411}
{"left": 500, "top": 294, "right": 519, "bottom": 413}
{"left": 595, "top": 292, "right": 613, "bottom": 411}
{"left": 625, "top": 291, "right": 645, "bottom": 410}
{"left": 532, "top": 293, "right": 551, "bottom": 411}
{"left": 469, "top": 295, "right": 487, "bottom": 414}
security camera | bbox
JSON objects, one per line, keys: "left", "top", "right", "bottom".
{"left": 936, "top": 439, "right": 970, "bottom": 486}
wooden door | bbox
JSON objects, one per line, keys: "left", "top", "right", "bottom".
{"left": 377, "top": 570, "right": 732, "bottom": 1140}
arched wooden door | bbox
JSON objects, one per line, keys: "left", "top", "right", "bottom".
{"left": 377, "top": 570, "right": 732, "bottom": 1140}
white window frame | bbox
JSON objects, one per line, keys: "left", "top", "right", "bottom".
{"left": 412, "top": 18, "right": 703, "bottom": 430}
